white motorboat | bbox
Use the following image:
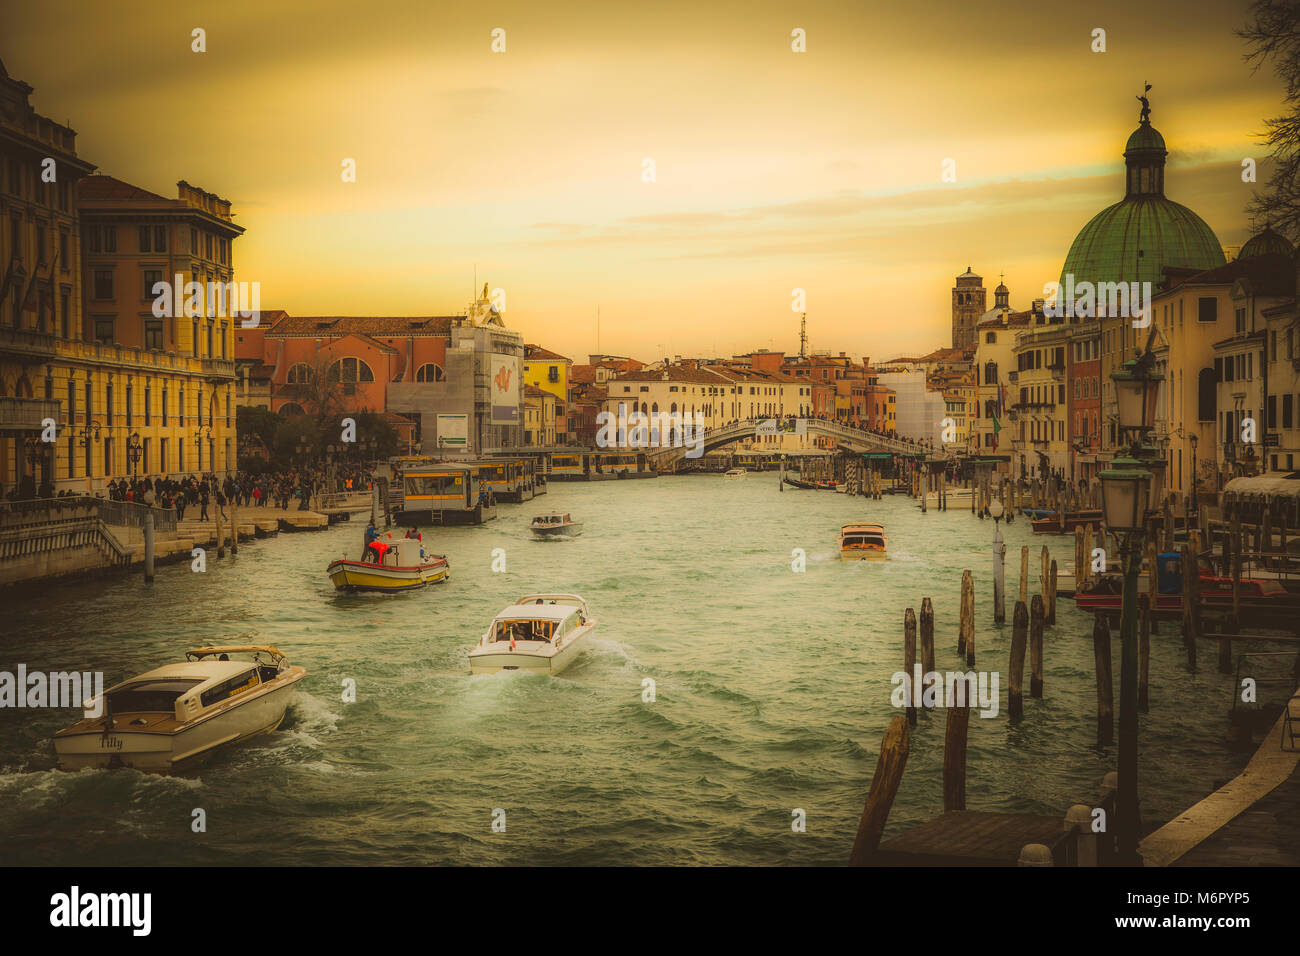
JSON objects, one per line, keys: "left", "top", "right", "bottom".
{"left": 530, "top": 512, "right": 583, "bottom": 538}
{"left": 723, "top": 468, "right": 747, "bottom": 480}
{"left": 54, "top": 645, "right": 306, "bottom": 773}
{"left": 468, "top": 593, "right": 596, "bottom": 675}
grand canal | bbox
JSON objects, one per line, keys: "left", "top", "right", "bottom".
{"left": 0, "top": 476, "right": 1250, "bottom": 865}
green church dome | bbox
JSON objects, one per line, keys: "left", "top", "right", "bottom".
{"left": 1060, "top": 196, "right": 1225, "bottom": 289}
{"left": 1060, "top": 93, "right": 1225, "bottom": 291}
{"left": 1239, "top": 224, "right": 1295, "bottom": 260}
{"left": 1125, "top": 121, "right": 1166, "bottom": 154}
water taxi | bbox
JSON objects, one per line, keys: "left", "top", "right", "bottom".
{"left": 54, "top": 645, "right": 306, "bottom": 773}
{"left": 468, "top": 593, "right": 596, "bottom": 675}
{"left": 723, "top": 468, "right": 747, "bottom": 480}
{"left": 327, "top": 535, "right": 449, "bottom": 592}
{"left": 531, "top": 512, "right": 583, "bottom": 538}
{"left": 840, "top": 522, "right": 888, "bottom": 561}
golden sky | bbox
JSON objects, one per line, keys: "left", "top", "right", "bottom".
{"left": 6, "top": 0, "right": 1283, "bottom": 363}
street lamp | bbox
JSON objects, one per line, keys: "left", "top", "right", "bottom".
{"left": 1098, "top": 348, "right": 1163, "bottom": 867}
{"left": 1189, "top": 432, "right": 1199, "bottom": 513}
{"left": 126, "top": 432, "right": 142, "bottom": 482}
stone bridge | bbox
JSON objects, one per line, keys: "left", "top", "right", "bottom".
{"left": 643, "top": 418, "right": 935, "bottom": 469}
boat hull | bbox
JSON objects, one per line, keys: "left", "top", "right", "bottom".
{"left": 54, "top": 669, "right": 306, "bottom": 773}
{"left": 468, "top": 627, "right": 594, "bottom": 676}
{"left": 841, "top": 550, "right": 887, "bottom": 561}
{"left": 327, "top": 558, "right": 449, "bottom": 592}
{"left": 531, "top": 524, "right": 582, "bottom": 538}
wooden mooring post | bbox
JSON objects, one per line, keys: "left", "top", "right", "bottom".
{"left": 1030, "top": 593, "right": 1044, "bottom": 698}
{"left": 920, "top": 596, "right": 936, "bottom": 678}
{"left": 943, "top": 693, "right": 970, "bottom": 812}
{"left": 903, "top": 608, "right": 918, "bottom": 726}
{"left": 1046, "top": 559, "right": 1057, "bottom": 625}
{"left": 960, "top": 569, "right": 976, "bottom": 666}
{"left": 1180, "top": 543, "right": 1199, "bottom": 669}
{"left": 993, "top": 524, "right": 1006, "bottom": 626}
{"left": 1009, "top": 600, "right": 1028, "bottom": 720}
{"left": 850, "top": 716, "right": 910, "bottom": 865}
{"left": 1018, "top": 545, "right": 1029, "bottom": 606}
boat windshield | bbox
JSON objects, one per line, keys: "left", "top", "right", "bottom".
{"left": 495, "top": 619, "right": 557, "bottom": 643}
{"left": 843, "top": 535, "right": 885, "bottom": 548}
{"left": 106, "top": 679, "right": 204, "bottom": 713}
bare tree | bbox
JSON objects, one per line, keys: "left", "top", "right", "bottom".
{"left": 1240, "top": 1, "right": 1300, "bottom": 237}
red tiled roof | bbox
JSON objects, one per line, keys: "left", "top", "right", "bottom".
{"left": 266, "top": 316, "right": 456, "bottom": 336}
{"left": 77, "top": 174, "right": 168, "bottom": 203}
{"left": 524, "top": 345, "right": 573, "bottom": 363}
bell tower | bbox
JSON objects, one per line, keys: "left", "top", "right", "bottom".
{"left": 952, "top": 266, "right": 985, "bottom": 349}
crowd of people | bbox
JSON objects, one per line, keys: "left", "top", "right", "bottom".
{"left": 4, "top": 464, "right": 377, "bottom": 519}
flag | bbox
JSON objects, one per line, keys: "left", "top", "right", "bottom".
{"left": 991, "top": 414, "right": 1002, "bottom": 452}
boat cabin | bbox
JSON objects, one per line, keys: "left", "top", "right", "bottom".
{"left": 489, "top": 603, "right": 583, "bottom": 645}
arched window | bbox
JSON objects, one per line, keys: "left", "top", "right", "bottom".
{"left": 279, "top": 402, "right": 306, "bottom": 417}
{"left": 415, "top": 363, "right": 445, "bottom": 382}
{"left": 984, "top": 361, "right": 997, "bottom": 383}
{"left": 327, "top": 357, "right": 374, "bottom": 384}
{"left": 287, "top": 363, "right": 313, "bottom": 384}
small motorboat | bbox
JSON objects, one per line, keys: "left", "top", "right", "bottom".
{"left": 54, "top": 645, "right": 306, "bottom": 773}
{"left": 1030, "top": 509, "right": 1103, "bottom": 534}
{"left": 840, "top": 522, "right": 888, "bottom": 561}
{"left": 531, "top": 512, "right": 583, "bottom": 538}
{"left": 723, "top": 468, "right": 747, "bottom": 480}
{"left": 327, "top": 535, "right": 449, "bottom": 592}
{"left": 469, "top": 593, "right": 597, "bottom": 675}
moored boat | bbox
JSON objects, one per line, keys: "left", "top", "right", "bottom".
{"left": 531, "top": 512, "right": 583, "bottom": 538}
{"left": 723, "top": 468, "right": 747, "bottom": 480}
{"left": 1031, "top": 509, "right": 1104, "bottom": 534}
{"left": 327, "top": 535, "right": 449, "bottom": 592}
{"left": 840, "top": 522, "right": 888, "bottom": 561}
{"left": 54, "top": 645, "right": 306, "bottom": 773}
{"left": 468, "top": 593, "right": 597, "bottom": 675}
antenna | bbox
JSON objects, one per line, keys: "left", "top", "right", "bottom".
{"left": 799, "top": 312, "right": 807, "bottom": 358}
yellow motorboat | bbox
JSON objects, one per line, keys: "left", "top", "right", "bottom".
{"left": 840, "top": 522, "right": 887, "bottom": 561}
{"left": 327, "top": 536, "right": 450, "bottom": 592}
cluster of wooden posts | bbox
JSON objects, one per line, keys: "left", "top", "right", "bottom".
{"left": 850, "top": 548, "right": 1060, "bottom": 864}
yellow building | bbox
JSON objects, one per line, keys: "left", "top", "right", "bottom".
{"left": 56, "top": 175, "right": 244, "bottom": 488}
{"left": 1150, "top": 252, "right": 1292, "bottom": 497}
{"left": 524, "top": 383, "right": 557, "bottom": 447}
{"left": 0, "top": 57, "right": 95, "bottom": 495}
{"left": 522, "top": 344, "right": 571, "bottom": 442}
{"left": 1010, "top": 319, "right": 1071, "bottom": 478}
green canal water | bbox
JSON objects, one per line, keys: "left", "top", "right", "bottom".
{"left": 0, "top": 476, "right": 1254, "bottom": 865}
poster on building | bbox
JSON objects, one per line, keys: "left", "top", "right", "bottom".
{"left": 436, "top": 413, "right": 469, "bottom": 449}
{"left": 490, "top": 354, "right": 520, "bottom": 424}
{"left": 756, "top": 418, "right": 808, "bottom": 436}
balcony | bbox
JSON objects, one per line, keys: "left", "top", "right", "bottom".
{"left": 1008, "top": 371, "right": 1019, "bottom": 383}
{"left": 201, "top": 357, "right": 237, "bottom": 382}
{"left": 0, "top": 397, "right": 61, "bottom": 433}
{"left": 0, "top": 326, "right": 57, "bottom": 363}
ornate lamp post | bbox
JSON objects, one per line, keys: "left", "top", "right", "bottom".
{"left": 126, "top": 431, "right": 143, "bottom": 482}
{"left": 194, "top": 425, "right": 213, "bottom": 473}
{"left": 1099, "top": 351, "right": 1163, "bottom": 866}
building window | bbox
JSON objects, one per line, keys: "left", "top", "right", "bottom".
{"left": 327, "top": 357, "right": 374, "bottom": 384}
{"left": 60, "top": 289, "right": 70, "bottom": 338}
{"left": 1198, "top": 297, "right": 1217, "bottom": 323}
{"left": 286, "top": 363, "right": 314, "bottom": 385}
{"left": 192, "top": 318, "right": 200, "bottom": 356}
{"left": 94, "top": 316, "right": 114, "bottom": 344}
{"left": 548, "top": 365, "right": 559, "bottom": 383}
{"left": 162, "top": 385, "right": 169, "bottom": 426}
{"left": 139, "top": 226, "right": 152, "bottom": 253}
{"left": 219, "top": 322, "right": 228, "bottom": 359}
{"left": 190, "top": 227, "right": 198, "bottom": 254}
{"left": 143, "top": 269, "right": 163, "bottom": 301}
{"left": 1286, "top": 394, "right": 1295, "bottom": 430}
{"left": 102, "top": 226, "right": 116, "bottom": 252}
{"left": 125, "top": 382, "right": 133, "bottom": 427}
{"left": 154, "top": 226, "right": 166, "bottom": 252}
{"left": 414, "top": 363, "right": 444, "bottom": 382}
{"left": 93, "top": 269, "right": 113, "bottom": 300}
{"left": 145, "top": 319, "right": 164, "bottom": 351}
